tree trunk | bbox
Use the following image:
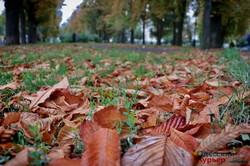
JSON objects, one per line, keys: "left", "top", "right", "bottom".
{"left": 5, "top": 0, "right": 20, "bottom": 45}
{"left": 142, "top": 14, "right": 146, "bottom": 44}
{"left": 27, "top": 2, "right": 37, "bottom": 44}
{"left": 130, "top": 29, "right": 134, "bottom": 44}
{"left": 210, "top": 14, "right": 223, "bottom": 48}
{"left": 20, "top": 5, "right": 26, "bottom": 44}
{"left": 156, "top": 24, "right": 163, "bottom": 45}
{"left": 28, "top": 18, "right": 37, "bottom": 43}
{"left": 201, "top": 0, "right": 212, "bottom": 49}
{"left": 209, "top": 1, "right": 224, "bottom": 48}
{"left": 172, "top": 22, "right": 177, "bottom": 45}
{"left": 156, "top": 35, "right": 161, "bottom": 45}
{"left": 176, "top": 0, "right": 187, "bottom": 46}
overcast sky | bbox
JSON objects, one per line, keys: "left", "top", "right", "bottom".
{"left": 0, "top": 0, "right": 83, "bottom": 25}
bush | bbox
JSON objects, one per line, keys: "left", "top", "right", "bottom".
{"left": 60, "top": 33, "right": 101, "bottom": 43}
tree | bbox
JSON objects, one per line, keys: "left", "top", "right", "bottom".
{"left": 200, "top": 0, "right": 211, "bottom": 49}
{"left": 149, "top": 0, "right": 173, "bottom": 45}
{"left": 25, "top": 0, "right": 63, "bottom": 43}
{"left": 4, "top": 0, "right": 21, "bottom": 45}
{"left": 67, "top": 0, "right": 114, "bottom": 42}
{"left": 201, "top": 0, "right": 250, "bottom": 49}
{"left": 175, "top": 0, "right": 188, "bottom": 46}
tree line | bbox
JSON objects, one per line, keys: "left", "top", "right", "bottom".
{"left": 3, "top": 0, "right": 63, "bottom": 45}
{"left": 65, "top": 0, "right": 250, "bottom": 48}
{"left": 3, "top": 0, "right": 250, "bottom": 49}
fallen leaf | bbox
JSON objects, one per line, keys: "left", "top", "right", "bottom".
{"left": 93, "top": 105, "right": 127, "bottom": 129}
{"left": 30, "top": 77, "right": 69, "bottom": 109}
{"left": 79, "top": 120, "right": 100, "bottom": 146}
{"left": 122, "top": 135, "right": 193, "bottom": 166}
{"left": 48, "top": 158, "right": 81, "bottom": 166}
{"left": 196, "top": 124, "right": 250, "bottom": 153}
{"left": 0, "top": 81, "right": 18, "bottom": 90}
{"left": 81, "top": 128, "right": 121, "bottom": 166}
{"left": 57, "top": 126, "right": 78, "bottom": 146}
{"left": 147, "top": 115, "right": 186, "bottom": 136}
{"left": 4, "top": 147, "right": 34, "bottom": 166}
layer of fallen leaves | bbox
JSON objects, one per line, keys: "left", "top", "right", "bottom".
{"left": 0, "top": 44, "right": 249, "bottom": 166}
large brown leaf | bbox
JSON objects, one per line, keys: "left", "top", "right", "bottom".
{"left": 48, "top": 158, "right": 81, "bottom": 166}
{"left": 79, "top": 120, "right": 100, "bottom": 146}
{"left": 93, "top": 105, "right": 127, "bottom": 129}
{"left": 30, "top": 77, "right": 69, "bottom": 109}
{"left": 170, "top": 127, "right": 199, "bottom": 153}
{"left": 196, "top": 124, "right": 250, "bottom": 153}
{"left": 81, "top": 128, "right": 121, "bottom": 166}
{"left": 122, "top": 135, "right": 193, "bottom": 166}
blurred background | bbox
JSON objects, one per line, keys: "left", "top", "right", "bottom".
{"left": 0, "top": 0, "right": 250, "bottom": 49}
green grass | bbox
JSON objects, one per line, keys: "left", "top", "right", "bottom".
{"left": 218, "top": 48, "right": 250, "bottom": 125}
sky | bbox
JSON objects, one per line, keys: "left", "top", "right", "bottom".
{"left": 0, "top": 0, "right": 82, "bottom": 25}
{"left": 61, "top": 0, "right": 83, "bottom": 25}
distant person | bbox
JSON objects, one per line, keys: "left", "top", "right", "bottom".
{"left": 72, "top": 33, "right": 76, "bottom": 42}
{"left": 247, "top": 34, "right": 250, "bottom": 49}
{"left": 229, "top": 40, "right": 236, "bottom": 48}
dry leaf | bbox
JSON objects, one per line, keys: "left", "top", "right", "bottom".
{"left": 0, "top": 81, "right": 18, "bottom": 90}
{"left": 47, "top": 158, "right": 81, "bottom": 166}
{"left": 196, "top": 124, "right": 250, "bottom": 153}
{"left": 30, "top": 77, "right": 69, "bottom": 109}
{"left": 93, "top": 105, "right": 127, "bottom": 129}
{"left": 79, "top": 120, "right": 100, "bottom": 146}
{"left": 122, "top": 135, "right": 193, "bottom": 166}
{"left": 57, "top": 126, "right": 78, "bottom": 146}
{"left": 170, "top": 127, "right": 199, "bottom": 153}
{"left": 4, "top": 147, "right": 34, "bottom": 166}
{"left": 148, "top": 115, "right": 186, "bottom": 136}
{"left": 81, "top": 128, "right": 121, "bottom": 166}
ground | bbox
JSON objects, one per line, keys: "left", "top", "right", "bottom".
{"left": 0, "top": 44, "right": 249, "bottom": 166}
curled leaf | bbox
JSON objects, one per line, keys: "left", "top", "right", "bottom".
{"left": 30, "top": 77, "right": 69, "bottom": 109}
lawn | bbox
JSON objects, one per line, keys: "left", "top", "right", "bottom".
{"left": 0, "top": 44, "right": 249, "bottom": 165}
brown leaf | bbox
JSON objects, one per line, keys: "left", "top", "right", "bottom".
{"left": 147, "top": 115, "right": 186, "bottom": 136}
{"left": 81, "top": 128, "right": 121, "bottom": 166}
{"left": 170, "top": 127, "right": 199, "bottom": 153}
{"left": 0, "top": 143, "right": 23, "bottom": 155}
{"left": 93, "top": 105, "right": 127, "bottom": 129}
{"left": 196, "top": 124, "right": 250, "bottom": 153}
{"left": 30, "top": 77, "right": 69, "bottom": 109}
{"left": 47, "top": 158, "right": 81, "bottom": 166}
{"left": 0, "top": 81, "right": 18, "bottom": 90}
{"left": 0, "top": 127, "right": 15, "bottom": 143}
{"left": 195, "top": 102, "right": 220, "bottom": 123}
{"left": 57, "top": 126, "right": 78, "bottom": 146}
{"left": 4, "top": 147, "right": 34, "bottom": 166}
{"left": 192, "top": 123, "right": 222, "bottom": 139}
{"left": 122, "top": 135, "right": 193, "bottom": 166}
{"left": 147, "top": 95, "right": 173, "bottom": 112}
{"left": 79, "top": 120, "right": 100, "bottom": 146}
{"left": 3, "top": 112, "right": 21, "bottom": 126}
{"left": 46, "top": 144, "right": 73, "bottom": 161}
